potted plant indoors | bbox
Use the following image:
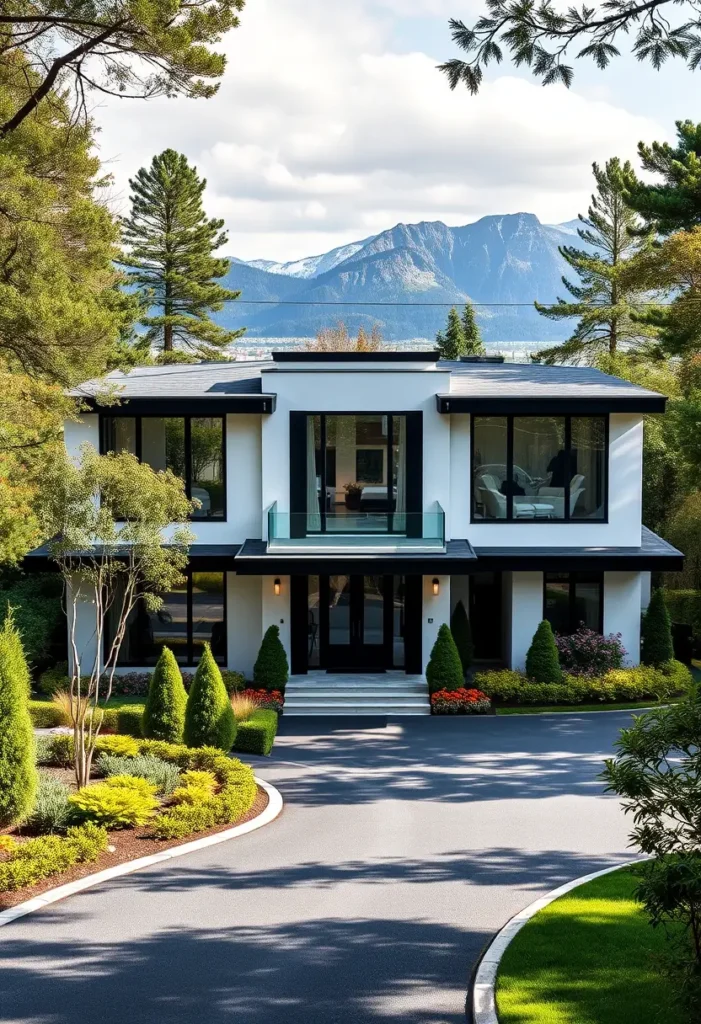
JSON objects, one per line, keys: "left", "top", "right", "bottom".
{"left": 344, "top": 482, "right": 363, "bottom": 510}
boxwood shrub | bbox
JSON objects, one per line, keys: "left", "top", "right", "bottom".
{"left": 233, "top": 709, "right": 279, "bottom": 756}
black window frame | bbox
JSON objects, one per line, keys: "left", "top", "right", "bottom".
{"left": 106, "top": 569, "right": 228, "bottom": 668}
{"left": 543, "top": 571, "right": 604, "bottom": 635}
{"left": 470, "top": 414, "right": 609, "bottom": 524}
{"left": 100, "top": 414, "right": 227, "bottom": 522}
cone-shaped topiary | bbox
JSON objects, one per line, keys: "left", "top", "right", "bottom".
{"left": 526, "top": 620, "right": 562, "bottom": 683}
{"left": 426, "top": 623, "right": 464, "bottom": 694}
{"left": 0, "top": 608, "right": 38, "bottom": 826}
{"left": 253, "top": 625, "right": 289, "bottom": 692}
{"left": 450, "top": 599, "right": 474, "bottom": 674}
{"left": 142, "top": 646, "right": 188, "bottom": 742}
{"left": 642, "top": 589, "right": 674, "bottom": 666}
{"left": 183, "top": 643, "right": 237, "bottom": 751}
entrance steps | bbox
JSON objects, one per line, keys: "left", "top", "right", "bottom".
{"left": 284, "top": 672, "right": 431, "bottom": 716}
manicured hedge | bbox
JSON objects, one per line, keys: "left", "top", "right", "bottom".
{"left": 475, "top": 661, "right": 694, "bottom": 706}
{"left": 29, "top": 700, "right": 66, "bottom": 729}
{"left": 233, "top": 709, "right": 279, "bottom": 756}
{"left": 0, "top": 823, "right": 107, "bottom": 892}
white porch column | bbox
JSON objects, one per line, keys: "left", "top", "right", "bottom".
{"left": 66, "top": 574, "right": 101, "bottom": 678}
{"left": 509, "top": 571, "right": 544, "bottom": 671}
{"left": 422, "top": 574, "right": 451, "bottom": 673}
{"left": 261, "top": 574, "right": 291, "bottom": 670}
{"left": 604, "top": 571, "right": 642, "bottom": 666}
{"left": 227, "top": 574, "right": 262, "bottom": 678}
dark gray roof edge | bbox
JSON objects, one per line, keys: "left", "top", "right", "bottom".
{"left": 436, "top": 393, "right": 667, "bottom": 414}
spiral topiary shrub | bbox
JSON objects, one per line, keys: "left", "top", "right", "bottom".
{"left": 642, "top": 589, "right": 674, "bottom": 667}
{"left": 450, "top": 599, "right": 474, "bottom": 674}
{"left": 0, "top": 609, "right": 38, "bottom": 827}
{"left": 253, "top": 625, "right": 289, "bottom": 692}
{"left": 184, "top": 643, "right": 237, "bottom": 751}
{"left": 426, "top": 623, "right": 464, "bottom": 694}
{"left": 142, "top": 646, "right": 188, "bottom": 742}
{"left": 525, "top": 620, "right": 562, "bottom": 684}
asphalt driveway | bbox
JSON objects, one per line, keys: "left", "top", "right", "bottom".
{"left": 0, "top": 712, "right": 637, "bottom": 1024}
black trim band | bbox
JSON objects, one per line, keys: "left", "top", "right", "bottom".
{"left": 437, "top": 395, "right": 666, "bottom": 414}
{"left": 272, "top": 351, "right": 439, "bottom": 363}
{"left": 82, "top": 396, "right": 276, "bottom": 415}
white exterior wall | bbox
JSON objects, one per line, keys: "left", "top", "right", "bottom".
{"left": 64, "top": 414, "right": 99, "bottom": 463}
{"left": 604, "top": 571, "right": 642, "bottom": 665}
{"left": 261, "top": 368, "right": 453, "bottom": 529}
{"left": 509, "top": 571, "right": 545, "bottom": 670}
{"left": 66, "top": 574, "right": 100, "bottom": 677}
{"left": 452, "top": 413, "right": 644, "bottom": 547}
{"left": 422, "top": 574, "right": 451, "bottom": 673}
{"left": 261, "top": 574, "right": 291, "bottom": 670}
{"left": 227, "top": 574, "right": 262, "bottom": 677}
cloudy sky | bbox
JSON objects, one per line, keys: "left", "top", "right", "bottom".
{"left": 95, "top": 0, "right": 694, "bottom": 262}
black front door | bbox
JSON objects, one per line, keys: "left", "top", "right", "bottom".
{"left": 322, "top": 575, "right": 386, "bottom": 670}
{"left": 470, "top": 572, "right": 502, "bottom": 660}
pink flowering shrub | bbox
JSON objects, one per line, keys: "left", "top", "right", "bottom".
{"left": 555, "top": 626, "right": 626, "bottom": 677}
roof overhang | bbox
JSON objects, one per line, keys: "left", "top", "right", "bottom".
{"left": 436, "top": 394, "right": 667, "bottom": 415}
{"left": 233, "top": 538, "right": 477, "bottom": 575}
{"left": 77, "top": 396, "right": 276, "bottom": 415}
{"left": 473, "top": 528, "right": 683, "bottom": 572}
{"left": 23, "top": 543, "right": 242, "bottom": 573}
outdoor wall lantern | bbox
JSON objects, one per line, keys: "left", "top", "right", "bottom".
{"left": 274, "top": 578, "right": 281, "bottom": 596}
{"left": 432, "top": 578, "right": 440, "bottom": 596}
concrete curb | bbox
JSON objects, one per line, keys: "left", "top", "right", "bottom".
{"left": 0, "top": 776, "right": 283, "bottom": 929}
{"left": 472, "top": 857, "right": 648, "bottom": 1024}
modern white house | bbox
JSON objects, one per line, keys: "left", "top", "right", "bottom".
{"left": 28, "top": 350, "right": 683, "bottom": 714}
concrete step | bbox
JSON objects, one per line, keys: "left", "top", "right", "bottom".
{"left": 286, "top": 686, "right": 428, "bottom": 697}
{"left": 285, "top": 694, "right": 428, "bottom": 705}
{"left": 284, "top": 704, "right": 431, "bottom": 716}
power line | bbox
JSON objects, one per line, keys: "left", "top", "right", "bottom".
{"left": 231, "top": 298, "right": 685, "bottom": 307}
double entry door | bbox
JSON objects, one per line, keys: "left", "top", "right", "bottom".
{"left": 322, "top": 575, "right": 389, "bottom": 670}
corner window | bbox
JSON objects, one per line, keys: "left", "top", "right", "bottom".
{"left": 544, "top": 573, "right": 603, "bottom": 635}
{"left": 109, "top": 571, "right": 226, "bottom": 666}
{"left": 101, "top": 415, "right": 226, "bottom": 520}
{"left": 472, "top": 415, "right": 607, "bottom": 522}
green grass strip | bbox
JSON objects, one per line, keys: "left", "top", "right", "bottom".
{"left": 496, "top": 866, "right": 685, "bottom": 1024}
{"left": 496, "top": 700, "right": 681, "bottom": 715}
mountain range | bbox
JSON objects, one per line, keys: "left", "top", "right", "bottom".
{"left": 219, "top": 213, "right": 582, "bottom": 342}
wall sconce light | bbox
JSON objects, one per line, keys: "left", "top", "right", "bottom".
{"left": 274, "top": 578, "right": 281, "bottom": 597}
{"left": 432, "top": 578, "right": 440, "bottom": 596}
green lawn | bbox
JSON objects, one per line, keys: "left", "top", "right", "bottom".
{"left": 496, "top": 867, "right": 686, "bottom": 1024}
{"left": 496, "top": 700, "right": 679, "bottom": 716}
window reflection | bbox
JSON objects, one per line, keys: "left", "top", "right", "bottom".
{"left": 191, "top": 572, "right": 225, "bottom": 661}
{"left": 190, "top": 418, "right": 224, "bottom": 519}
{"left": 103, "top": 417, "right": 137, "bottom": 456}
{"left": 544, "top": 573, "right": 603, "bottom": 635}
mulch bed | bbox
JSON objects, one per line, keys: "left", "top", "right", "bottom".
{"left": 0, "top": 784, "right": 269, "bottom": 912}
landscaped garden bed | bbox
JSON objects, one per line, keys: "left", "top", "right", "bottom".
{"left": 495, "top": 865, "right": 687, "bottom": 1024}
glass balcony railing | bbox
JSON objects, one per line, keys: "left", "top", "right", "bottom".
{"left": 266, "top": 501, "right": 445, "bottom": 551}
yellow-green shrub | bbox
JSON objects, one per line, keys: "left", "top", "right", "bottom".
{"left": 94, "top": 735, "right": 140, "bottom": 757}
{"left": 102, "top": 775, "right": 158, "bottom": 797}
{"left": 68, "top": 782, "right": 158, "bottom": 828}
{"left": 0, "top": 823, "right": 107, "bottom": 893}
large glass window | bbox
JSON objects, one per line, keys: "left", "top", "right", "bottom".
{"left": 544, "top": 573, "right": 603, "bottom": 635}
{"left": 102, "top": 415, "right": 225, "bottom": 520}
{"left": 110, "top": 571, "right": 226, "bottom": 666}
{"left": 472, "top": 415, "right": 607, "bottom": 522}
{"left": 305, "top": 413, "right": 407, "bottom": 533}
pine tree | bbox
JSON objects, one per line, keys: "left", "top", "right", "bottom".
{"left": 641, "top": 590, "right": 674, "bottom": 667}
{"left": 625, "top": 121, "right": 701, "bottom": 235}
{"left": 461, "top": 302, "right": 485, "bottom": 355}
{"left": 0, "top": 608, "right": 37, "bottom": 826}
{"left": 253, "top": 625, "right": 289, "bottom": 692}
{"left": 525, "top": 621, "right": 562, "bottom": 683}
{"left": 426, "top": 623, "right": 464, "bottom": 693}
{"left": 183, "top": 643, "right": 237, "bottom": 750}
{"left": 450, "top": 600, "right": 474, "bottom": 674}
{"left": 436, "top": 307, "right": 466, "bottom": 360}
{"left": 142, "top": 646, "right": 188, "bottom": 742}
{"left": 535, "top": 159, "right": 652, "bottom": 365}
{"left": 122, "top": 150, "right": 244, "bottom": 359}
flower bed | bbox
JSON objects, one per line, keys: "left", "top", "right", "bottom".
{"left": 431, "top": 687, "right": 492, "bottom": 715}
{"left": 241, "top": 688, "right": 284, "bottom": 713}
{"left": 474, "top": 660, "right": 693, "bottom": 707}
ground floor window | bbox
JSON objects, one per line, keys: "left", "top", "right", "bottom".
{"left": 544, "top": 572, "right": 603, "bottom": 635}
{"left": 109, "top": 571, "right": 226, "bottom": 667}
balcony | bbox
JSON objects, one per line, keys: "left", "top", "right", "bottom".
{"left": 266, "top": 501, "right": 446, "bottom": 553}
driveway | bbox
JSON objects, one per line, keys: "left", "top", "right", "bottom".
{"left": 0, "top": 712, "right": 636, "bottom": 1024}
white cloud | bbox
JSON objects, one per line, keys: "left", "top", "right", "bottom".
{"left": 93, "top": 0, "right": 666, "bottom": 261}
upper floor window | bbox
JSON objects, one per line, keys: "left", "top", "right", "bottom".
{"left": 471, "top": 415, "right": 607, "bottom": 522}
{"left": 101, "top": 416, "right": 225, "bottom": 520}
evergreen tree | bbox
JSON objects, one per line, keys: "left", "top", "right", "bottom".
{"left": 436, "top": 307, "right": 466, "bottom": 360}
{"left": 461, "top": 302, "right": 485, "bottom": 355}
{"left": 625, "top": 121, "right": 701, "bottom": 235}
{"left": 535, "top": 160, "right": 652, "bottom": 364}
{"left": 183, "top": 643, "right": 236, "bottom": 751}
{"left": 642, "top": 590, "right": 674, "bottom": 667}
{"left": 525, "top": 621, "right": 562, "bottom": 683}
{"left": 450, "top": 600, "right": 474, "bottom": 674}
{"left": 426, "top": 623, "right": 464, "bottom": 693}
{"left": 122, "top": 150, "right": 244, "bottom": 358}
{"left": 0, "top": 608, "right": 38, "bottom": 826}
{"left": 253, "top": 625, "right": 289, "bottom": 692}
{"left": 142, "top": 646, "right": 188, "bottom": 743}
